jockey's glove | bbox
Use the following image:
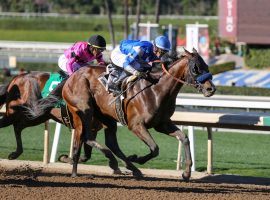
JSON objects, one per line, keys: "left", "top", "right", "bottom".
{"left": 134, "top": 71, "right": 147, "bottom": 79}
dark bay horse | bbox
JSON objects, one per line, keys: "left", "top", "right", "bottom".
{"left": 0, "top": 72, "right": 102, "bottom": 163}
{"left": 0, "top": 72, "right": 51, "bottom": 159}
{"left": 26, "top": 48, "right": 215, "bottom": 180}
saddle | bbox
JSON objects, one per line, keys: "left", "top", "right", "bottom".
{"left": 98, "top": 72, "right": 132, "bottom": 98}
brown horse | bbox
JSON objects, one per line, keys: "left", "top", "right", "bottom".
{"left": 0, "top": 72, "right": 51, "bottom": 159}
{"left": 0, "top": 72, "right": 101, "bottom": 163}
{"left": 26, "top": 48, "right": 215, "bottom": 180}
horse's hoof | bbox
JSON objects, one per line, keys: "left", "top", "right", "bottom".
{"left": 78, "top": 156, "right": 89, "bottom": 163}
{"left": 58, "top": 154, "right": 73, "bottom": 164}
{"left": 133, "top": 169, "right": 143, "bottom": 177}
{"left": 113, "top": 169, "right": 122, "bottom": 175}
{"left": 127, "top": 154, "right": 138, "bottom": 162}
{"left": 8, "top": 152, "right": 21, "bottom": 160}
{"left": 182, "top": 172, "right": 191, "bottom": 182}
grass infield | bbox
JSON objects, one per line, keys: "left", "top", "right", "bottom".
{"left": 0, "top": 124, "right": 269, "bottom": 178}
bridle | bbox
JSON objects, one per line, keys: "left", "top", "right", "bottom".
{"left": 158, "top": 56, "right": 213, "bottom": 91}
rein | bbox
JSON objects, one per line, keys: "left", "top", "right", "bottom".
{"left": 160, "top": 62, "right": 197, "bottom": 87}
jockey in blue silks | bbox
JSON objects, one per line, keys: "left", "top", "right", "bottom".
{"left": 106, "top": 35, "right": 171, "bottom": 95}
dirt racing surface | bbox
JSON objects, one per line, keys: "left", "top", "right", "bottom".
{"left": 0, "top": 160, "right": 269, "bottom": 200}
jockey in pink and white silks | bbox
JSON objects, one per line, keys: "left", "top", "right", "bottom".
{"left": 58, "top": 35, "right": 106, "bottom": 76}
{"left": 107, "top": 35, "right": 171, "bottom": 95}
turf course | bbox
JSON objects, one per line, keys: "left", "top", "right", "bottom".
{"left": 0, "top": 124, "right": 269, "bottom": 178}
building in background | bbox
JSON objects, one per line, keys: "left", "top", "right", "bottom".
{"left": 219, "top": 0, "right": 270, "bottom": 45}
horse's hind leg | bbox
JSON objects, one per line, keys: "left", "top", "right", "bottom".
{"left": 85, "top": 139, "right": 121, "bottom": 174}
{"left": 78, "top": 135, "right": 96, "bottom": 163}
{"left": 73, "top": 108, "right": 120, "bottom": 175}
{"left": 0, "top": 116, "right": 24, "bottom": 159}
{"left": 0, "top": 115, "right": 13, "bottom": 128}
{"left": 8, "top": 125, "right": 23, "bottom": 160}
{"left": 104, "top": 124, "right": 143, "bottom": 177}
{"left": 71, "top": 131, "right": 83, "bottom": 177}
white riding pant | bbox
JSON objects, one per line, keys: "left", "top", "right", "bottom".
{"left": 58, "top": 54, "right": 68, "bottom": 73}
{"left": 58, "top": 54, "right": 87, "bottom": 74}
{"left": 110, "top": 46, "right": 140, "bottom": 74}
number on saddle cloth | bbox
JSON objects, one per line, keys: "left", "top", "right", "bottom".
{"left": 41, "top": 72, "right": 65, "bottom": 107}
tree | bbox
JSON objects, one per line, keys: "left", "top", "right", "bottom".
{"left": 104, "top": 0, "right": 115, "bottom": 48}
{"left": 154, "top": 0, "right": 160, "bottom": 23}
{"left": 124, "top": 0, "right": 129, "bottom": 39}
{"left": 134, "top": 0, "right": 141, "bottom": 39}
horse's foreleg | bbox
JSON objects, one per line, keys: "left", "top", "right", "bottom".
{"left": 128, "top": 124, "right": 159, "bottom": 165}
{"left": 155, "top": 122, "right": 192, "bottom": 181}
{"left": 8, "top": 125, "right": 23, "bottom": 160}
{"left": 104, "top": 125, "right": 143, "bottom": 177}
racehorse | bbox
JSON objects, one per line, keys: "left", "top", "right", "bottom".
{"left": 0, "top": 71, "right": 103, "bottom": 164}
{"left": 26, "top": 48, "right": 216, "bottom": 180}
{"left": 0, "top": 72, "right": 51, "bottom": 159}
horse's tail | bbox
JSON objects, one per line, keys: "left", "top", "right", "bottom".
{"left": 24, "top": 79, "right": 66, "bottom": 120}
{"left": 0, "top": 83, "right": 9, "bottom": 107}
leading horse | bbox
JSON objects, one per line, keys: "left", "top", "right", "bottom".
{"left": 27, "top": 48, "right": 216, "bottom": 180}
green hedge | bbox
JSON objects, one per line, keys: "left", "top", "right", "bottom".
{"left": 209, "top": 61, "right": 235, "bottom": 75}
{"left": 0, "top": 16, "right": 218, "bottom": 44}
{"left": 244, "top": 45, "right": 270, "bottom": 69}
{"left": 17, "top": 62, "right": 57, "bottom": 72}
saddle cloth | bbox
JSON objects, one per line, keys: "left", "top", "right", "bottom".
{"left": 41, "top": 72, "right": 74, "bottom": 128}
{"left": 42, "top": 73, "right": 65, "bottom": 99}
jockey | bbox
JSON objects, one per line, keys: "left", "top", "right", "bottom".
{"left": 48, "top": 35, "right": 106, "bottom": 104}
{"left": 106, "top": 35, "right": 171, "bottom": 95}
{"left": 58, "top": 34, "right": 106, "bottom": 76}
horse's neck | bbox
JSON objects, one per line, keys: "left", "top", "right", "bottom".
{"left": 158, "top": 59, "right": 187, "bottom": 98}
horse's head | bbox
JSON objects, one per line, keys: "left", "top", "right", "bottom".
{"left": 183, "top": 48, "right": 216, "bottom": 97}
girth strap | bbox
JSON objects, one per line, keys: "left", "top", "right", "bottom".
{"left": 60, "top": 104, "right": 74, "bottom": 129}
{"left": 114, "top": 96, "right": 127, "bottom": 126}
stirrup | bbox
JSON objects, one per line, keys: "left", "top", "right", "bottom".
{"left": 107, "top": 84, "right": 120, "bottom": 96}
{"left": 98, "top": 76, "right": 108, "bottom": 90}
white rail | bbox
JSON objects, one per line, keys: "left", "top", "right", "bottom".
{"left": 177, "top": 93, "right": 270, "bottom": 111}
{"left": 173, "top": 93, "right": 270, "bottom": 173}
{"left": 0, "top": 40, "right": 114, "bottom": 51}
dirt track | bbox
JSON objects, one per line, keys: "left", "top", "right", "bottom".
{"left": 0, "top": 160, "right": 269, "bottom": 200}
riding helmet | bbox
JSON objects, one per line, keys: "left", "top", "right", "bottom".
{"left": 154, "top": 36, "right": 171, "bottom": 51}
{"left": 88, "top": 35, "right": 106, "bottom": 50}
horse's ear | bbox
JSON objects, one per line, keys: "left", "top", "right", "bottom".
{"left": 183, "top": 47, "right": 191, "bottom": 55}
{"left": 192, "top": 48, "right": 198, "bottom": 54}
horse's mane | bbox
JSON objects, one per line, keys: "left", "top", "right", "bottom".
{"left": 151, "top": 51, "right": 182, "bottom": 74}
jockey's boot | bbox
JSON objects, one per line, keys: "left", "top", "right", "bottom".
{"left": 50, "top": 78, "right": 68, "bottom": 98}
{"left": 58, "top": 70, "right": 69, "bottom": 79}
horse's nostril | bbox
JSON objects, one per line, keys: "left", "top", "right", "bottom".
{"left": 207, "top": 87, "right": 216, "bottom": 93}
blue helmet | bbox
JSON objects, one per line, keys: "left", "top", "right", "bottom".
{"left": 154, "top": 36, "right": 171, "bottom": 51}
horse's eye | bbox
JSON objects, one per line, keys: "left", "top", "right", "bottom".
{"left": 192, "top": 65, "right": 200, "bottom": 76}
